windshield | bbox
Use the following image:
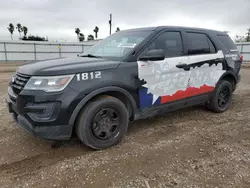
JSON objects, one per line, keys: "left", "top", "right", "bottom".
{"left": 80, "top": 30, "right": 152, "bottom": 60}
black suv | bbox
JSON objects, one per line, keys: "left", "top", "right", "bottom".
{"left": 7, "top": 26, "right": 242, "bottom": 149}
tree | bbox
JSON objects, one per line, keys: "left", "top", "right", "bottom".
{"left": 21, "top": 35, "right": 48, "bottom": 41}
{"left": 116, "top": 27, "right": 120, "bottom": 32}
{"left": 75, "top": 28, "right": 80, "bottom": 41}
{"left": 234, "top": 29, "right": 250, "bottom": 43}
{"left": 79, "top": 33, "right": 85, "bottom": 42}
{"left": 16, "top": 23, "right": 23, "bottom": 38}
{"left": 93, "top": 26, "right": 99, "bottom": 39}
{"left": 7, "top": 23, "right": 15, "bottom": 40}
{"left": 234, "top": 35, "right": 246, "bottom": 43}
{"left": 87, "top": 34, "right": 94, "bottom": 41}
{"left": 22, "top": 26, "right": 28, "bottom": 38}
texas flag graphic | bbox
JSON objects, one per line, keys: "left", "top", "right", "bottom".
{"left": 139, "top": 85, "right": 215, "bottom": 108}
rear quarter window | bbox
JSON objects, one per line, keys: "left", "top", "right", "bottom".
{"left": 217, "top": 35, "right": 238, "bottom": 51}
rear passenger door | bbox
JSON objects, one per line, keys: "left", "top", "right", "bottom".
{"left": 184, "top": 32, "right": 225, "bottom": 95}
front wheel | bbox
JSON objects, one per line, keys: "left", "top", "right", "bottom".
{"left": 76, "top": 96, "right": 129, "bottom": 150}
{"left": 207, "top": 80, "right": 233, "bottom": 113}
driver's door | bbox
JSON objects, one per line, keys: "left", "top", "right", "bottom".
{"left": 137, "top": 31, "right": 190, "bottom": 108}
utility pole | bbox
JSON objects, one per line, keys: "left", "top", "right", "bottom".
{"left": 246, "top": 28, "right": 250, "bottom": 42}
{"left": 109, "top": 14, "right": 112, "bottom": 35}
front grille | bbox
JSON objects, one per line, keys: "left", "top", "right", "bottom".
{"left": 11, "top": 73, "right": 31, "bottom": 94}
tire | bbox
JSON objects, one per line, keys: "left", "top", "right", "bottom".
{"left": 207, "top": 80, "right": 233, "bottom": 113}
{"left": 76, "top": 96, "right": 129, "bottom": 150}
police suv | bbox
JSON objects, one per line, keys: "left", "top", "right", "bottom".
{"left": 7, "top": 26, "right": 242, "bottom": 149}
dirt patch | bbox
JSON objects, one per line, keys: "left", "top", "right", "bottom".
{"left": 0, "top": 62, "right": 23, "bottom": 66}
{"left": 241, "top": 62, "right": 250, "bottom": 68}
{"left": 0, "top": 66, "right": 250, "bottom": 188}
{"left": 0, "top": 63, "right": 22, "bottom": 73}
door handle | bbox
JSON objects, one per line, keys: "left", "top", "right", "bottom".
{"left": 176, "top": 63, "right": 187, "bottom": 68}
{"left": 214, "top": 58, "right": 221, "bottom": 63}
{"left": 176, "top": 63, "right": 190, "bottom": 71}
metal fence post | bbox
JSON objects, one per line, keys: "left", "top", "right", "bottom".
{"left": 3, "top": 42, "right": 7, "bottom": 61}
{"left": 82, "top": 45, "right": 84, "bottom": 53}
{"left": 34, "top": 43, "right": 37, "bottom": 60}
{"left": 59, "top": 44, "right": 62, "bottom": 58}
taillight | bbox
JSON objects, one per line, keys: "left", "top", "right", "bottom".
{"left": 240, "top": 54, "right": 243, "bottom": 62}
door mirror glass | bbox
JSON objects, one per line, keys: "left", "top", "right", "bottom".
{"left": 139, "top": 49, "right": 165, "bottom": 61}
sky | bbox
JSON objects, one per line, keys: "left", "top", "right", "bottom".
{"left": 0, "top": 0, "right": 249, "bottom": 42}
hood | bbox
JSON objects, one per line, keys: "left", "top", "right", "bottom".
{"left": 17, "top": 57, "right": 120, "bottom": 76}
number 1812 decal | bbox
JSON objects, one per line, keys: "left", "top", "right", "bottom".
{"left": 76, "top": 71, "right": 102, "bottom": 81}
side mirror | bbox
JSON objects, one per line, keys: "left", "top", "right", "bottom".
{"left": 139, "top": 49, "right": 165, "bottom": 61}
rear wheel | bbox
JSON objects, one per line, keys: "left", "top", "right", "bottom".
{"left": 207, "top": 80, "right": 233, "bottom": 113}
{"left": 76, "top": 96, "right": 129, "bottom": 150}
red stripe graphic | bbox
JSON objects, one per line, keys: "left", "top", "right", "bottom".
{"left": 160, "top": 84, "right": 214, "bottom": 104}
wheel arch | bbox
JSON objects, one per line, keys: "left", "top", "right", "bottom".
{"left": 217, "top": 71, "right": 237, "bottom": 90}
{"left": 69, "top": 86, "right": 137, "bottom": 127}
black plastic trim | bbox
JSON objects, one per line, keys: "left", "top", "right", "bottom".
{"left": 218, "top": 71, "right": 238, "bottom": 85}
{"left": 16, "top": 115, "right": 71, "bottom": 140}
{"left": 69, "top": 86, "right": 137, "bottom": 126}
{"left": 134, "top": 93, "right": 210, "bottom": 120}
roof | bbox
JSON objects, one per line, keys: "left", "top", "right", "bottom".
{"left": 121, "top": 27, "right": 157, "bottom": 32}
{"left": 122, "top": 26, "right": 226, "bottom": 35}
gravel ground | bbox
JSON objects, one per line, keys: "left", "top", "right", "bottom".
{"left": 0, "top": 65, "right": 250, "bottom": 188}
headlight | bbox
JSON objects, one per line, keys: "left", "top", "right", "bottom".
{"left": 24, "top": 75, "right": 74, "bottom": 92}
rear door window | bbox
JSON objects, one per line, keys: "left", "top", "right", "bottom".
{"left": 217, "top": 35, "right": 238, "bottom": 51}
{"left": 187, "top": 32, "right": 216, "bottom": 55}
{"left": 208, "top": 38, "right": 216, "bottom": 53}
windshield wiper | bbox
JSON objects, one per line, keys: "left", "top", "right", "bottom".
{"left": 80, "top": 54, "right": 102, "bottom": 58}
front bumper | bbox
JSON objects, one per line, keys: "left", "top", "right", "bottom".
{"left": 7, "top": 86, "right": 74, "bottom": 140}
